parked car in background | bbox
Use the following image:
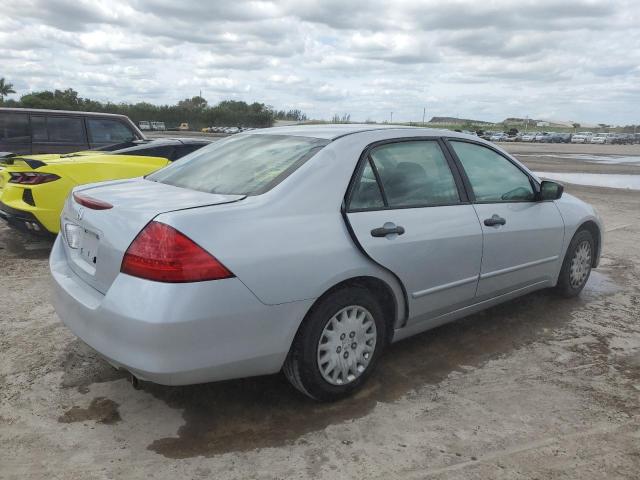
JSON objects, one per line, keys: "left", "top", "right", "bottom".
{"left": 178, "top": 123, "right": 189, "bottom": 131}
{"left": 0, "top": 108, "right": 145, "bottom": 155}
{"left": 489, "top": 132, "right": 508, "bottom": 142}
{"left": 0, "top": 138, "right": 211, "bottom": 235}
{"left": 550, "top": 133, "right": 572, "bottom": 143}
{"left": 138, "top": 121, "right": 151, "bottom": 131}
{"left": 571, "top": 132, "right": 593, "bottom": 143}
{"left": 520, "top": 132, "right": 536, "bottom": 142}
{"left": 590, "top": 133, "right": 610, "bottom": 144}
{"left": 51, "top": 125, "right": 602, "bottom": 401}
{"left": 151, "top": 121, "right": 166, "bottom": 131}
{"left": 610, "top": 133, "right": 634, "bottom": 145}
{"left": 534, "top": 132, "right": 552, "bottom": 143}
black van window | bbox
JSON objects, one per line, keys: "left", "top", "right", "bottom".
{"left": 87, "top": 118, "right": 135, "bottom": 145}
{"left": 0, "top": 113, "right": 29, "bottom": 143}
{"left": 47, "top": 116, "right": 85, "bottom": 143}
{"left": 31, "top": 116, "right": 47, "bottom": 141}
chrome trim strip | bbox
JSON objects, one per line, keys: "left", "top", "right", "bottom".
{"left": 480, "top": 255, "right": 559, "bottom": 280}
{"left": 412, "top": 275, "right": 479, "bottom": 299}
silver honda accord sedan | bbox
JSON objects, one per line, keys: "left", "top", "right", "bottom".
{"left": 51, "top": 125, "right": 602, "bottom": 401}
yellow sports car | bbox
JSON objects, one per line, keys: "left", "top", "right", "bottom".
{"left": 0, "top": 138, "right": 211, "bottom": 235}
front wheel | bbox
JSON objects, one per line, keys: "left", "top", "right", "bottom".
{"left": 283, "top": 287, "right": 387, "bottom": 401}
{"left": 555, "top": 229, "right": 595, "bottom": 297}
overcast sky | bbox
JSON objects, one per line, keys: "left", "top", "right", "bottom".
{"left": 2, "top": 0, "right": 639, "bottom": 124}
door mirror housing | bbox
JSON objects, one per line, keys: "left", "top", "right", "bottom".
{"left": 539, "top": 180, "right": 564, "bottom": 201}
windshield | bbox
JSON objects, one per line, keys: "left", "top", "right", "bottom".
{"left": 147, "top": 134, "right": 329, "bottom": 195}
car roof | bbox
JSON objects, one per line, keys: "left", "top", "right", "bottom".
{"left": 113, "top": 138, "right": 212, "bottom": 152}
{"left": 143, "top": 137, "right": 213, "bottom": 145}
{"left": 246, "top": 124, "right": 465, "bottom": 140}
{"left": 0, "top": 107, "right": 133, "bottom": 120}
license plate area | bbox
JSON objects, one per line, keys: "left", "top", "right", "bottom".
{"left": 65, "top": 222, "right": 100, "bottom": 274}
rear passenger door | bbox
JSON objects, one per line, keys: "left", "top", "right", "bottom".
{"left": 447, "top": 140, "right": 565, "bottom": 299}
{"left": 345, "top": 139, "right": 483, "bottom": 324}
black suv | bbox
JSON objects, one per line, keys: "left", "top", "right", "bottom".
{"left": 0, "top": 108, "right": 146, "bottom": 155}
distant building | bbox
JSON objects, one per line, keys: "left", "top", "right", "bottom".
{"left": 429, "top": 116, "right": 493, "bottom": 126}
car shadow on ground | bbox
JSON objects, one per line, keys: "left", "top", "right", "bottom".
{"left": 0, "top": 225, "right": 53, "bottom": 260}
{"left": 61, "top": 281, "right": 607, "bottom": 459}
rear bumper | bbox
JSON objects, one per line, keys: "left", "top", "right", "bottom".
{"left": 50, "top": 236, "right": 313, "bottom": 385}
{"left": 0, "top": 201, "right": 55, "bottom": 237}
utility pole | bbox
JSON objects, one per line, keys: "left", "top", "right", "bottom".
{"left": 422, "top": 107, "right": 426, "bottom": 126}
{"left": 390, "top": 112, "right": 393, "bottom": 124}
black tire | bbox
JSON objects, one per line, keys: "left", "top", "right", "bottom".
{"left": 283, "top": 287, "right": 387, "bottom": 401}
{"left": 555, "top": 229, "right": 595, "bottom": 297}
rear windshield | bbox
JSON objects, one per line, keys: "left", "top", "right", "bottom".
{"left": 147, "top": 134, "right": 329, "bottom": 195}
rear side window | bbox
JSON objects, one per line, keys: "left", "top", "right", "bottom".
{"left": 148, "top": 134, "right": 329, "bottom": 195}
{"left": 450, "top": 141, "right": 534, "bottom": 202}
{"left": 46, "top": 116, "right": 85, "bottom": 143}
{"left": 87, "top": 118, "right": 135, "bottom": 145}
{"left": 0, "top": 113, "right": 29, "bottom": 143}
{"left": 350, "top": 141, "right": 459, "bottom": 210}
{"left": 350, "top": 161, "right": 385, "bottom": 210}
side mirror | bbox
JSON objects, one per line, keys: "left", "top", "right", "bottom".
{"left": 539, "top": 180, "right": 564, "bottom": 200}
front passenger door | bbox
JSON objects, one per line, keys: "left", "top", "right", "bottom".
{"left": 448, "top": 140, "right": 565, "bottom": 299}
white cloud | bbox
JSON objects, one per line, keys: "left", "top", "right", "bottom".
{"left": 1, "top": 0, "right": 639, "bottom": 124}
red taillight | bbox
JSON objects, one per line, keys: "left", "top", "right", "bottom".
{"left": 9, "top": 172, "right": 60, "bottom": 185}
{"left": 73, "top": 192, "right": 113, "bottom": 210}
{"left": 121, "top": 221, "right": 234, "bottom": 283}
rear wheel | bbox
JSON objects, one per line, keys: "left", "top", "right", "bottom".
{"left": 283, "top": 287, "right": 386, "bottom": 401}
{"left": 555, "top": 229, "right": 594, "bottom": 297}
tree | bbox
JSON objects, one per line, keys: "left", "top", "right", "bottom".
{"left": 0, "top": 78, "right": 16, "bottom": 103}
{"left": 572, "top": 123, "right": 580, "bottom": 132}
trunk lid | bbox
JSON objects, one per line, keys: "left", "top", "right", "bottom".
{"left": 61, "top": 178, "right": 245, "bottom": 293}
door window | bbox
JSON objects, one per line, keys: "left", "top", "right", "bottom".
{"left": 46, "top": 116, "right": 85, "bottom": 143}
{"left": 350, "top": 141, "right": 459, "bottom": 210}
{"left": 87, "top": 118, "right": 135, "bottom": 145}
{"left": 350, "top": 160, "right": 385, "bottom": 210}
{"left": 31, "top": 116, "right": 47, "bottom": 141}
{"left": 450, "top": 141, "right": 534, "bottom": 202}
{"left": 0, "top": 113, "right": 29, "bottom": 143}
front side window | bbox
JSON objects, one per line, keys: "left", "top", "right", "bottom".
{"left": 450, "top": 141, "right": 535, "bottom": 202}
{"left": 87, "top": 118, "right": 135, "bottom": 145}
{"left": 46, "top": 116, "right": 85, "bottom": 143}
{"left": 0, "top": 113, "right": 29, "bottom": 143}
{"left": 148, "top": 134, "right": 329, "bottom": 195}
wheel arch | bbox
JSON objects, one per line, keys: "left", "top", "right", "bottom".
{"left": 297, "top": 275, "right": 400, "bottom": 347}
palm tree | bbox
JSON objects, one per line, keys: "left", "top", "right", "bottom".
{"left": 0, "top": 78, "right": 16, "bottom": 103}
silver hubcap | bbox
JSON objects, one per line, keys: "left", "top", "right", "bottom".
{"left": 569, "top": 240, "right": 592, "bottom": 288}
{"left": 317, "top": 305, "right": 377, "bottom": 386}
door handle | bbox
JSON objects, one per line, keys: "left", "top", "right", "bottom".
{"left": 484, "top": 215, "right": 506, "bottom": 227}
{"left": 371, "top": 225, "right": 405, "bottom": 237}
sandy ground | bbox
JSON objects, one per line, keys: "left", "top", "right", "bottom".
{"left": 1, "top": 143, "right": 639, "bottom": 479}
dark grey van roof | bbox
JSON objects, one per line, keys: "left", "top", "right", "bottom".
{"left": 0, "top": 107, "right": 132, "bottom": 120}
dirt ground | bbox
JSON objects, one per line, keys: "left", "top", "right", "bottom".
{"left": 1, "top": 142, "right": 639, "bottom": 479}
